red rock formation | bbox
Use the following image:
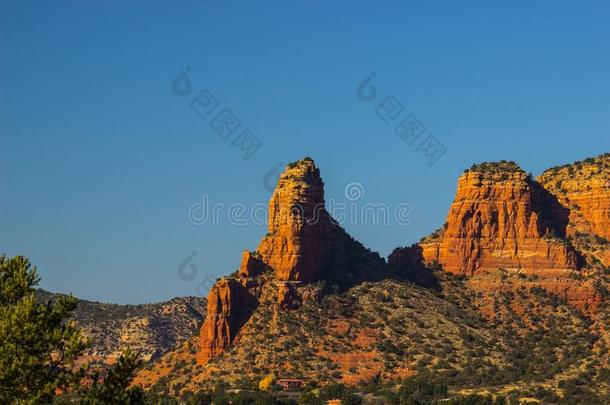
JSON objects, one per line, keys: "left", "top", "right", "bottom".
{"left": 238, "top": 250, "right": 265, "bottom": 278}
{"left": 197, "top": 156, "right": 608, "bottom": 364}
{"left": 256, "top": 158, "right": 331, "bottom": 282}
{"left": 197, "top": 158, "right": 385, "bottom": 364}
{"left": 196, "top": 278, "right": 257, "bottom": 364}
{"left": 421, "top": 165, "right": 578, "bottom": 276}
{"left": 538, "top": 153, "right": 610, "bottom": 240}
{"left": 276, "top": 282, "right": 301, "bottom": 310}
{"left": 257, "top": 158, "right": 385, "bottom": 284}
{"left": 419, "top": 160, "right": 609, "bottom": 313}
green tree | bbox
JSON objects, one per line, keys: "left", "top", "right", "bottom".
{"left": 318, "top": 384, "right": 361, "bottom": 405}
{"left": 79, "top": 348, "right": 144, "bottom": 404}
{"left": 186, "top": 391, "right": 213, "bottom": 405}
{"left": 0, "top": 255, "right": 144, "bottom": 404}
{"left": 0, "top": 255, "right": 88, "bottom": 404}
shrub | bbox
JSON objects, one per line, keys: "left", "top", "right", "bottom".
{"left": 259, "top": 373, "right": 277, "bottom": 391}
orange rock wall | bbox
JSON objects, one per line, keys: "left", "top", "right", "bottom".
{"left": 197, "top": 278, "right": 257, "bottom": 364}
{"left": 257, "top": 159, "right": 332, "bottom": 282}
{"left": 538, "top": 157, "right": 610, "bottom": 240}
{"left": 422, "top": 170, "right": 577, "bottom": 276}
{"left": 198, "top": 158, "right": 385, "bottom": 364}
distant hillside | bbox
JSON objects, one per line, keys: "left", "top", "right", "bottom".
{"left": 36, "top": 289, "right": 206, "bottom": 364}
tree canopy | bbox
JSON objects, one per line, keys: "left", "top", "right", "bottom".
{"left": 0, "top": 255, "right": 143, "bottom": 404}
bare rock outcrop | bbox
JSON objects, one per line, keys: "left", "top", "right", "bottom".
{"left": 197, "top": 158, "right": 386, "bottom": 364}
{"left": 196, "top": 278, "right": 257, "bottom": 364}
{"left": 238, "top": 250, "right": 266, "bottom": 278}
{"left": 420, "top": 160, "right": 608, "bottom": 313}
{"left": 538, "top": 153, "right": 610, "bottom": 241}
{"left": 277, "top": 282, "right": 301, "bottom": 310}
{"left": 421, "top": 162, "right": 578, "bottom": 276}
{"left": 256, "top": 158, "right": 330, "bottom": 282}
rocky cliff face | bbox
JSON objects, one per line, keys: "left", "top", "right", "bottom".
{"left": 256, "top": 158, "right": 330, "bottom": 282}
{"left": 238, "top": 250, "right": 266, "bottom": 278}
{"left": 256, "top": 158, "right": 385, "bottom": 283}
{"left": 420, "top": 159, "right": 609, "bottom": 313}
{"left": 138, "top": 154, "right": 610, "bottom": 399}
{"left": 196, "top": 156, "right": 609, "bottom": 365}
{"left": 536, "top": 155, "right": 610, "bottom": 276}
{"left": 197, "top": 158, "right": 385, "bottom": 364}
{"left": 538, "top": 153, "right": 610, "bottom": 244}
{"left": 196, "top": 278, "right": 257, "bottom": 364}
{"left": 421, "top": 162, "right": 578, "bottom": 276}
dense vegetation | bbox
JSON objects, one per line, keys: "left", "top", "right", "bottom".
{"left": 141, "top": 375, "right": 605, "bottom": 404}
{"left": 542, "top": 152, "right": 610, "bottom": 175}
{"left": 0, "top": 255, "right": 144, "bottom": 404}
{"left": 465, "top": 160, "right": 525, "bottom": 174}
{"left": 138, "top": 266, "right": 609, "bottom": 403}
{"left": 4, "top": 234, "right": 610, "bottom": 403}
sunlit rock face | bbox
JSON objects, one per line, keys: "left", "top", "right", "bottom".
{"left": 197, "top": 158, "right": 385, "bottom": 364}
{"left": 420, "top": 160, "right": 609, "bottom": 313}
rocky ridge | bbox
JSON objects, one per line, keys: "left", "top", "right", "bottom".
{"left": 197, "top": 158, "right": 386, "bottom": 364}
{"left": 133, "top": 154, "right": 610, "bottom": 401}
{"left": 420, "top": 161, "right": 577, "bottom": 276}
{"left": 538, "top": 153, "right": 610, "bottom": 269}
{"left": 36, "top": 289, "right": 206, "bottom": 363}
{"left": 420, "top": 158, "right": 609, "bottom": 313}
{"left": 538, "top": 153, "right": 610, "bottom": 241}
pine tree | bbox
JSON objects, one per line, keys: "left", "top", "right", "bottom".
{"left": 0, "top": 255, "right": 88, "bottom": 404}
{"left": 0, "top": 255, "right": 144, "bottom": 404}
{"left": 79, "top": 348, "right": 144, "bottom": 404}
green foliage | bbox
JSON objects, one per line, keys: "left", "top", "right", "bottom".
{"left": 180, "top": 389, "right": 293, "bottom": 405}
{"left": 185, "top": 391, "right": 212, "bottom": 405}
{"left": 79, "top": 348, "right": 144, "bottom": 404}
{"left": 232, "top": 390, "right": 287, "bottom": 405}
{"left": 0, "top": 255, "right": 88, "bottom": 404}
{"left": 384, "top": 376, "right": 447, "bottom": 404}
{"left": 427, "top": 260, "right": 443, "bottom": 272}
{"left": 593, "top": 280, "right": 610, "bottom": 298}
{"left": 467, "top": 161, "right": 524, "bottom": 175}
{"left": 0, "top": 255, "right": 144, "bottom": 404}
{"left": 287, "top": 157, "right": 314, "bottom": 169}
{"left": 298, "top": 383, "right": 361, "bottom": 405}
{"left": 442, "top": 393, "right": 506, "bottom": 405}
{"left": 543, "top": 152, "right": 609, "bottom": 177}
{"left": 377, "top": 340, "right": 403, "bottom": 355}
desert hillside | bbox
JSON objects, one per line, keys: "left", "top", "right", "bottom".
{"left": 127, "top": 154, "right": 610, "bottom": 403}
{"left": 36, "top": 289, "right": 206, "bottom": 364}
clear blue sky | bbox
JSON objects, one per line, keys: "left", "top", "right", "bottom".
{"left": 1, "top": 1, "right": 609, "bottom": 303}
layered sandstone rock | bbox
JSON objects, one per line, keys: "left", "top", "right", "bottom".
{"left": 196, "top": 278, "right": 257, "bottom": 364}
{"left": 198, "top": 158, "right": 386, "bottom": 364}
{"left": 421, "top": 162, "right": 578, "bottom": 276}
{"left": 419, "top": 159, "right": 610, "bottom": 313}
{"left": 238, "top": 250, "right": 265, "bottom": 278}
{"left": 538, "top": 153, "right": 610, "bottom": 240}
{"left": 257, "top": 158, "right": 385, "bottom": 284}
{"left": 256, "top": 158, "right": 330, "bottom": 282}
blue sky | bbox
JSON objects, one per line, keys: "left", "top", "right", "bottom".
{"left": 1, "top": 1, "right": 609, "bottom": 303}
